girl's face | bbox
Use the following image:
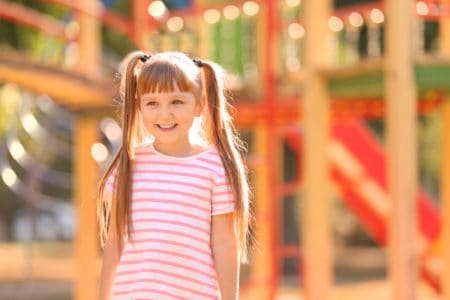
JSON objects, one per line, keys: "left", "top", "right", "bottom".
{"left": 139, "top": 84, "right": 203, "bottom": 153}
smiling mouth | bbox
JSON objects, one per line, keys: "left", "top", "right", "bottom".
{"left": 157, "top": 124, "right": 177, "bottom": 130}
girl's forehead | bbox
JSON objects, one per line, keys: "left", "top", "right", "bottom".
{"left": 140, "top": 90, "right": 195, "bottom": 100}
{"left": 138, "top": 77, "right": 195, "bottom": 93}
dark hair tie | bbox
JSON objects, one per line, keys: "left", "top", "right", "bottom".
{"left": 193, "top": 58, "right": 203, "bottom": 68}
{"left": 139, "top": 54, "right": 151, "bottom": 63}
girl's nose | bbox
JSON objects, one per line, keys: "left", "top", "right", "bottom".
{"left": 159, "top": 106, "right": 174, "bottom": 118}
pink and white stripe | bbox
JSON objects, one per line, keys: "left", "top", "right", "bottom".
{"left": 105, "top": 142, "right": 235, "bottom": 299}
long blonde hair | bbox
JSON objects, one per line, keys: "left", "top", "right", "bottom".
{"left": 98, "top": 51, "right": 251, "bottom": 262}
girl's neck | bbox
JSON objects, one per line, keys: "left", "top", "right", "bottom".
{"left": 153, "top": 140, "right": 204, "bottom": 157}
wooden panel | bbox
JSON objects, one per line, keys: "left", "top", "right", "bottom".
{"left": 74, "top": 0, "right": 101, "bottom": 78}
{"left": 385, "top": 0, "right": 418, "bottom": 299}
{"left": 440, "top": 1, "right": 450, "bottom": 297}
{"left": 327, "top": 63, "right": 450, "bottom": 98}
{"left": 442, "top": 100, "right": 450, "bottom": 300}
{"left": 415, "top": 64, "right": 450, "bottom": 93}
{"left": 302, "top": 0, "right": 333, "bottom": 299}
{"left": 0, "top": 58, "right": 111, "bottom": 110}
{"left": 73, "top": 2, "right": 101, "bottom": 299}
{"left": 73, "top": 116, "right": 99, "bottom": 300}
{"left": 250, "top": 125, "right": 277, "bottom": 300}
{"left": 328, "top": 70, "right": 384, "bottom": 98}
{"left": 132, "top": 0, "right": 151, "bottom": 50}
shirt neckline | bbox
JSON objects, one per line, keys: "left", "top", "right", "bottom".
{"left": 146, "top": 142, "right": 214, "bottom": 161}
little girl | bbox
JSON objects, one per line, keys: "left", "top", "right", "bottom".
{"left": 97, "top": 51, "right": 250, "bottom": 300}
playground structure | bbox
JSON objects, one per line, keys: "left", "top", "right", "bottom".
{"left": 1, "top": 0, "right": 450, "bottom": 299}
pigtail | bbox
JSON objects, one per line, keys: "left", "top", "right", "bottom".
{"left": 97, "top": 51, "right": 146, "bottom": 251}
{"left": 201, "top": 61, "right": 251, "bottom": 263}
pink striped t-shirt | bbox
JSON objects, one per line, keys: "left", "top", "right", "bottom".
{"left": 105, "top": 142, "right": 235, "bottom": 300}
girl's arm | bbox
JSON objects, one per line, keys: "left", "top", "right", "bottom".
{"left": 98, "top": 195, "right": 121, "bottom": 300}
{"left": 211, "top": 212, "right": 239, "bottom": 300}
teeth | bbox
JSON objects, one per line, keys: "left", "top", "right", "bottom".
{"left": 159, "top": 124, "right": 175, "bottom": 129}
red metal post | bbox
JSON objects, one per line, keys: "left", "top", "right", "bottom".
{"left": 264, "top": 0, "right": 280, "bottom": 297}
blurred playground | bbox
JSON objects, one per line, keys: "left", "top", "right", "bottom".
{"left": 0, "top": 0, "right": 449, "bottom": 299}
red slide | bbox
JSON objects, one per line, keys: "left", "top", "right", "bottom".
{"left": 331, "top": 117, "right": 441, "bottom": 291}
{"left": 285, "top": 117, "right": 442, "bottom": 291}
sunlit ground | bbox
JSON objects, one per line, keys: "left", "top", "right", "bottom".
{"left": 272, "top": 281, "right": 441, "bottom": 300}
{"left": 0, "top": 242, "right": 442, "bottom": 300}
{"left": 1, "top": 279, "right": 440, "bottom": 300}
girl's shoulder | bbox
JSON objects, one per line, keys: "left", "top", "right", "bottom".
{"left": 194, "top": 147, "right": 228, "bottom": 178}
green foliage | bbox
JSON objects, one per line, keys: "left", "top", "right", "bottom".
{"left": 0, "top": 0, "right": 68, "bottom": 52}
{"left": 109, "top": 0, "right": 130, "bottom": 17}
{"left": 0, "top": 85, "right": 21, "bottom": 137}
{"left": 0, "top": 0, "right": 135, "bottom": 59}
{"left": 101, "top": 0, "right": 135, "bottom": 57}
{"left": 418, "top": 111, "right": 442, "bottom": 199}
{"left": 424, "top": 21, "right": 439, "bottom": 53}
{"left": 102, "top": 27, "right": 136, "bottom": 57}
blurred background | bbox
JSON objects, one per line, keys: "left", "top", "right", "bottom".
{"left": 0, "top": 0, "right": 448, "bottom": 299}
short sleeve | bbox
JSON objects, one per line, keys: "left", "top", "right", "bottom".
{"left": 211, "top": 174, "right": 235, "bottom": 216}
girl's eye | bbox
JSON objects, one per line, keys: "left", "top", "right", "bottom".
{"left": 146, "top": 101, "right": 158, "bottom": 106}
{"left": 173, "top": 99, "right": 184, "bottom": 105}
